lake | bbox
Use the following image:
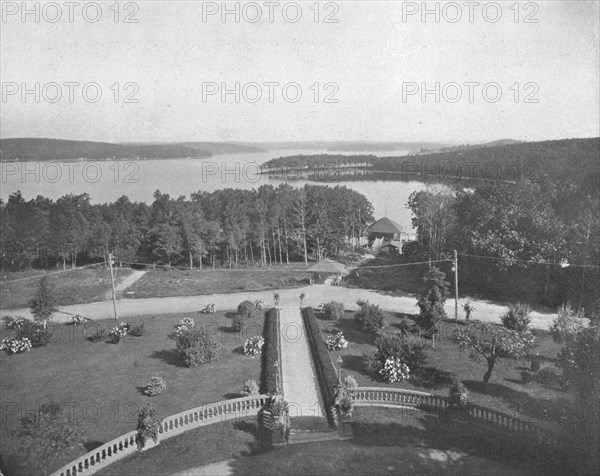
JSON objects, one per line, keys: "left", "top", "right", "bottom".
{"left": 0, "top": 149, "right": 426, "bottom": 232}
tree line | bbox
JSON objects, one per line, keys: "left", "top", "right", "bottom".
{"left": 0, "top": 184, "right": 374, "bottom": 271}
{"left": 407, "top": 178, "right": 599, "bottom": 315}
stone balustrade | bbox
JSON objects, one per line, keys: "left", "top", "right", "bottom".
{"left": 51, "top": 395, "right": 269, "bottom": 476}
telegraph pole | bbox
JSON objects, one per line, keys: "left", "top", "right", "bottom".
{"left": 108, "top": 252, "right": 119, "bottom": 322}
{"left": 453, "top": 250, "right": 459, "bottom": 323}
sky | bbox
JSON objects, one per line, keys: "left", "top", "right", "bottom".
{"left": 1, "top": 0, "right": 599, "bottom": 143}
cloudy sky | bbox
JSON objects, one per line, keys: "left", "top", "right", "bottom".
{"left": 1, "top": 0, "right": 599, "bottom": 143}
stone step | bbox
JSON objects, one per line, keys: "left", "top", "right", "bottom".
{"left": 287, "top": 429, "right": 340, "bottom": 445}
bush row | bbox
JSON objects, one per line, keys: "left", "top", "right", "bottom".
{"left": 260, "top": 308, "right": 281, "bottom": 395}
{"left": 302, "top": 307, "right": 339, "bottom": 411}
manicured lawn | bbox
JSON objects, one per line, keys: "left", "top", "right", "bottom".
{"left": 0, "top": 267, "right": 133, "bottom": 309}
{"left": 0, "top": 310, "right": 263, "bottom": 475}
{"left": 126, "top": 265, "right": 310, "bottom": 299}
{"left": 99, "top": 407, "right": 568, "bottom": 476}
{"left": 316, "top": 310, "right": 571, "bottom": 432}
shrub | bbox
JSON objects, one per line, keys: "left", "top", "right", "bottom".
{"left": 129, "top": 322, "right": 146, "bottom": 337}
{"left": 242, "top": 379, "right": 260, "bottom": 396}
{"left": 109, "top": 322, "right": 130, "bottom": 343}
{"left": 238, "top": 300, "right": 257, "bottom": 320}
{"left": 355, "top": 302, "right": 385, "bottom": 333}
{"left": 87, "top": 328, "right": 108, "bottom": 343}
{"left": 323, "top": 302, "right": 344, "bottom": 321}
{"left": 144, "top": 377, "right": 167, "bottom": 396}
{"left": 244, "top": 336, "right": 265, "bottom": 357}
{"left": 0, "top": 337, "right": 32, "bottom": 355}
{"left": 71, "top": 314, "right": 85, "bottom": 325}
{"left": 9, "top": 318, "right": 49, "bottom": 347}
{"left": 549, "top": 304, "right": 586, "bottom": 344}
{"left": 521, "top": 370, "right": 533, "bottom": 384}
{"left": 530, "top": 355, "right": 541, "bottom": 372}
{"left": 379, "top": 358, "right": 410, "bottom": 382}
{"left": 343, "top": 375, "right": 358, "bottom": 390}
{"left": 325, "top": 332, "right": 348, "bottom": 351}
{"left": 261, "top": 308, "right": 281, "bottom": 394}
{"left": 233, "top": 315, "right": 246, "bottom": 332}
{"left": 375, "top": 333, "right": 426, "bottom": 372}
{"left": 363, "top": 351, "right": 383, "bottom": 374}
{"left": 448, "top": 378, "right": 468, "bottom": 407}
{"left": 172, "top": 329, "right": 220, "bottom": 367}
{"left": 338, "top": 394, "right": 354, "bottom": 418}
{"left": 501, "top": 302, "right": 532, "bottom": 332}
{"left": 136, "top": 404, "right": 161, "bottom": 449}
{"left": 302, "top": 308, "right": 339, "bottom": 411}
{"left": 416, "top": 267, "right": 449, "bottom": 344}
{"left": 397, "top": 320, "right": 410, "bottom": 336}
{"left": 535, "top": 366, "right": 564, "bottom": 387}
{"left": 171, "top": 318, "right": 195, "bottom": 338}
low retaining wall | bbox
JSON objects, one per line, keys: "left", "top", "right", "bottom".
{"left": 51, "top": 395, "right": 269, "bottom": 476}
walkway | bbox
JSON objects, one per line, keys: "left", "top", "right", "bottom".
{"left": 103, "top": 269, "right": 147, "bottom": 300}
{"left": 0, "top": 285, "right": 558, "bottom": 330}
{"left": 278, "top": 304, "right": 324, "bottom": 419}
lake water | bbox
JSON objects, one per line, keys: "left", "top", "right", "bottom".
{"left": 1, "top": 149, "right": 425, "bottom": 231}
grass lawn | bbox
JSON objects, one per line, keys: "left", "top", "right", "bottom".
{"left": 316, "top": 310, "right": 571, "bottom": 432}
{"left": 99, "top": 407, "right": 567, "bottom": 476}
{"left": 126, "top": 265, "right": 310, "bottom": 299}
{"left": 0, "top": 267, "right": 134, "bottom": 309}
{"left": 0, "top": 310, "right": 263, "bottom": 476}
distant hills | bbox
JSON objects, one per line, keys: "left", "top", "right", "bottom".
{"left": 0, "top": 138, "right": 267, "bottom": 162}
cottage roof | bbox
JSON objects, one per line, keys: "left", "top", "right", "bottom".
{"left": 367, "top": 217, "right": 403, "bottom": 234}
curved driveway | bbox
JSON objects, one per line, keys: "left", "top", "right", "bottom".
{"left": 0, "top": 285, "right": 557, "bottom": 330}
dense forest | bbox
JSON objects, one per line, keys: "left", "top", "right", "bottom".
{"left": 0, "top": 184, "right": 373, "bottom": 271}
{"left": 261, "top": 138, "right": 599, "bottom": 189}
{"left": 407, "top": 177, "right": 599, "bottom": 314}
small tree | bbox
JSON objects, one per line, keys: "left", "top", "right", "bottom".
{"left": 500, "top": 302, "right": 532, "bottom": 332}
{"left": 274, "top": 293, "right": 280, "bottom": 305}
{"left": 549, "top": 304, "right": 586, "bottom": 344}
{"left": 463, "top": 301, "right": 474, "bottom": 321}
{"left": 299, "top": 293, "right": 306, "bottom": 307}
{"left": 324, "top": 302, "right": 344, "bottom": 321}
{"left": 16, "top": 410, "right": 86, "bottom": 476}
{"left": 416, "top": 267, "right": 449, "bottom": 347}
{"left": 30, "top": 277, "right": 57, "bottom": 324}
{"left": 450, "top": 320, "right": 534, "bottom": 384}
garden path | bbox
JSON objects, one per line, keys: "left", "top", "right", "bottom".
{"left": 278, "top": 304, "right": 324, "bottom": 419}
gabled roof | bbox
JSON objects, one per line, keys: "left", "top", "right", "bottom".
{"left": 307, "top": 258, "right": 345, "bottom": 273}
{"left": 367, "top": 217, "right": 403, "bottom": 234}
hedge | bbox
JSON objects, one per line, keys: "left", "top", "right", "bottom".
{"left": 302, "top": 307, "right": 339, "bottom": 412}
{"left": 260, "top": 308, "right": 282, "bottom": 395}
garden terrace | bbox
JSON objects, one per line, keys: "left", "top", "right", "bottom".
{"left": 0, "top": 310, "right": 263, "bottom": 475}
{"left": 315, "top": 308, "right": 571, "bottom": 434}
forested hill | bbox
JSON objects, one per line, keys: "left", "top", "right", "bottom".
{"left": 0, "top": 138, "right": 211, "bottom": 161}
{"left": 261, "top": 137, "right": 600, "bottom": 190}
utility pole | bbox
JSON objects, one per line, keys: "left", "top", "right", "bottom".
{"left": 453, "top": 250, "right": 459, "bottom": 323}
{"left": 108, "top": 252, "right": 119, "bottom": 322}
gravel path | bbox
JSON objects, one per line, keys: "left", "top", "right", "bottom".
{"left": 0, "top": 285, "right": 558, "bottom": 331}
{"left": 278, "top": 305, "right": 324, "bottom": 419}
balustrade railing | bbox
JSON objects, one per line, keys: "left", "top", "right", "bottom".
{"left": 51, "top": 395, "right": 269, "bottom": 476}
{"left": 352, "top": 387, "right": 568, "bottom": 449}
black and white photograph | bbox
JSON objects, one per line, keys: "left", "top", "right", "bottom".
{"left": 0, "top": 1, "right": 599, "bottom": 475}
